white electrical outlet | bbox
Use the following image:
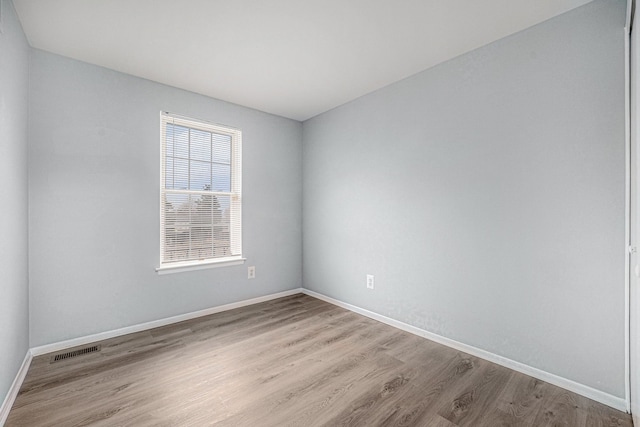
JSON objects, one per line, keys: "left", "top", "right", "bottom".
{"left": 248, "top": 266, "right": 256, "bottom": 279}
{"left": 366, "top": 274, "right": 374, "bottom": 289}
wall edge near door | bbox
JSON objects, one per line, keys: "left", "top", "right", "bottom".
{"left": 0, "top": 350, "right": 33, "bottom": 426}
{"left": 301, "top": 288, "right": 627, "bottom": 413}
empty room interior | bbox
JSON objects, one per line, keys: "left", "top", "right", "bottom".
{"left": 2, "top": 0, "right": 640, "bottom": 425}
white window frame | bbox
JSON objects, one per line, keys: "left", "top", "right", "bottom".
{"left": 156, "top": 112, "right": 244, "bottom": 274}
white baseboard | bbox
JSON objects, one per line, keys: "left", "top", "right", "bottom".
{"left": 0, "top": 350, "right": 33, "bottom": 427}
{"left": 301, "top": 289, "right": 627, "bottom": 413}
{"left": 31, "top": 288, "right": 304, "bottom": 356}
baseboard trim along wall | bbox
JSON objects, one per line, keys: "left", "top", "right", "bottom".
{"left": 301, "top": 289, "right": 627, "bottom": 413}
{"left": 30, "top": 288, "right": 304, "bottom": 356}
{"left": 0, "top": 351, "right": 33, "bottom": 426}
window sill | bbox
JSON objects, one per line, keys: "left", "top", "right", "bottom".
{"left": 156, "top": 257, "right": 246, "bottom": 275}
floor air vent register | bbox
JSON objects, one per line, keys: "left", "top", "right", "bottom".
{"left": 50, "top": 345, "right": 102, "bottom": 363}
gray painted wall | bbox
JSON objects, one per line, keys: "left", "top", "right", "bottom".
{"left": 303, "top": 0, "right": 626, "bottom": 397}
{"left": 28, "top": 50, "right": 302, "bottom": 347}
{"left": 0, "top": 0, "right": 30, "bottom": 407}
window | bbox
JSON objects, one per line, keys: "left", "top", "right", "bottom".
{"left": 157, "top": 112, "right": 242, "bottom": 273}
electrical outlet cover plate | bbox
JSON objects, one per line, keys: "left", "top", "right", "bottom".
{"left": 366, "top": 274, "right": 374, "bottom": 289}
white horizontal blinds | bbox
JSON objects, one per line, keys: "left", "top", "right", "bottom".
{"left": 160, "top": 113, "right": 242, "bottom": 265}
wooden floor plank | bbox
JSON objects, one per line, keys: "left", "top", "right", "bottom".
{"left": 5, "top": 293, "right": 632, "bottom": 427}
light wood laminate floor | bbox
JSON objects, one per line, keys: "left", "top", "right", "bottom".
{"left": 6, "top": 294, "right": 632, "bottom": 426}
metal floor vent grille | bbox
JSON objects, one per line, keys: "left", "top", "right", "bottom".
{"left": 51, "top": 345, "right": 101, "bottom": 363}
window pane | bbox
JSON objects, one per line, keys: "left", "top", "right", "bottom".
{"left": 190, "top": 128, "right": 211, "bottom": 162}
{"left": 190, "top": 160, "right": 212, "bottom": 191}
{"left": 214, "top": 195, "right": 230, "bottom": 223}
{"left": 192, "top": 194, "right": 212, "bottom": 225}
{"left": 212, "top": 163, "right": 231, "bottom": 192}
{"left": 191, "top": 226, "right": 213, "bottom": 259}
{"left": 165, "top": 123, "right": 174, "bottom": 157}
{"left": 213, "top": 133, "right": 231, "bottom": 164}
{"left": 164, "top": 193, "right": 190, "bottom": 262}
{"left": 212, "top": 194, "right": 224, "bottom": 225}
{"left": 213, "top": 225, "right": 230, "bottom": 257}
{"left": 173, "top": 158, "right": 189, "bottom": 190}
{"left": 212, "top": 193, "right": 231, "bottom": 257}
{"left": 165, "top": 193, "right": 190, "bottom": 224}
{"left": 165, "top": 157, "right": 174, "bottom": 189}
{"left": 173, "top": 125, "right": 189, "bottom": 158}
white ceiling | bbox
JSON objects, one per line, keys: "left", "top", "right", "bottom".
{"left": 14, "top": 0, "right": 595, "bottom": 121}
